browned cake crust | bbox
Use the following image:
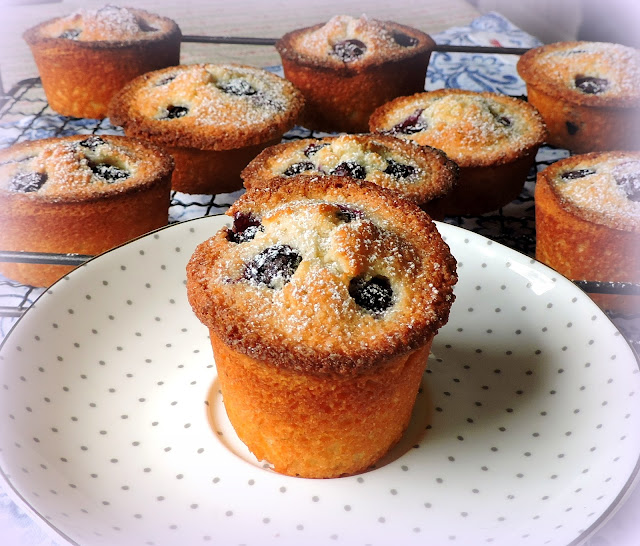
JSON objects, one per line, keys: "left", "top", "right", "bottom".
{"left": 24, "top": 6, "right": 181, "bottom": 119}
{"left": 108, "top": 63, "right": 305, "bottom": 194}
{"left": 240, "top": 133, "right": 458, "bottom": 218}
{"left": 276, "top": 15, "right": 435, "bottom": 133}
{"left": 535, "top": 151, "right": 640, "bottom": 312}
{"left": 369, "top": 88, "right": 547, "bottom": 215}
{"left": 0, "top": 135, "right": 173, "bottom": 287}
{"left": 187, "top": 176, "right": 457, "bottom": 477}
{"left": 517, "top": 41, "right": 640, "bottom": 153}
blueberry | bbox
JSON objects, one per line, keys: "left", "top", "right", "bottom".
{"left": 303, "top": 143, "right": 329, "bottom": 157}
{"left": 333, "top": 39, "right": 367, "bottom": 62}
{"left": 615, "top": 169, "right": 640, "bottom": 202}
{"left": 243, "top": 245, "right": 302, "bottom": 288}
{"left": 331, "top": 161, "right": 366, "bottom": 179}
{"left": 575, "top": 75, "right": 609, "bottom": 94}
{"left": 90, "top": 163, "right": 129, "bottom": 182}
{"left": 393, "top": 32, "right": 418, "bottom": 47}
{"left": 8, "top": 172, "right": 48, "bottom": 193}
{"left": 384, "top": 158, "right": 416, "bottom": 178}
{"left": 349, "top": 276, "right": 393, "bottom": 314}
{"left": 227, "top": 212, "right": 263, "bottom": 243}
{"left": 59, "top": 29, "right": 80, "bottom": 40}
{"left": 156, "top": 75, "right": 176, "bottom": 86}
{"left": 164, "top": 105, "right": 189, "bottom": 119}
{"left": 335, "top": 204, "right": 364, "bottom": 223}
{"left": 283, "top": 161, "right": 315, "bottom": 176}
{"left": 217, "top": 79, "right": 256, "bottom": 96}
{"left": 486, "top": 106, "right": 512, "bottom": 127}
{"left": 79, "top": 136, "right": 106, "bottom": 151}
{"left": 138, "top": 20, "right": 158, "bottom": 32}
{"left": 560, "top": 168, "right": 596, "bottom": 180}
{"left": 566, "top": 121, "right": 579, "bottom": 135}
{"left": 389, "top": 109, "right": 427, "bottom": 135}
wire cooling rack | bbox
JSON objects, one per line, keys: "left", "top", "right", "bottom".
{"left": 0, "top": 76, "right": 639, "bottom": 349}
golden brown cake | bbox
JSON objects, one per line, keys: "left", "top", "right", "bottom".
{"left": 535, "top": 151, "right": 640, "bottom": 313}
{"left": 109, "top": 63, "right": 305, "bottom": 194}
{"left": 24, "top": 5, "right": 181, "bottom": 119}
{"left": 240, "top": 133, "right": 458, "bottom": 219}
{"left": 369, "top": 88, "right": 547, "bottom": 216}
{"left": 275, "top": 15, "right": 435, "bottom": 133}
{"left": 517, "top": 41, "right": 640, "bottom": 153}
{"left": 0, "top": 135, "right": 173, "bottom": 287}
{"left": 186, "top": 175, "right": 457, "bottom": 478}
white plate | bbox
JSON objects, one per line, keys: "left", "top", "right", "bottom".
{"left": 1, "top": 215, "right": 639, "bottom": 546}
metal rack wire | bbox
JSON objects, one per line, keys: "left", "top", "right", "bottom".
{"left": 0, "top": 53, "right": 639, "bottom": 351}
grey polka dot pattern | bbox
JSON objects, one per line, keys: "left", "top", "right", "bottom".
{"left": 0, "top": 217, "right": 638, "bottom": 546}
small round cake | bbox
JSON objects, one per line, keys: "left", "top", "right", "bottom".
{"left": 109, "top": 63, "right": 305, "bottom": 194}
{"left": 517, "top": 41, "right": 640, "bottom": 153}
{"left": 276, "top": 15, "right": 435, "bottom": 133}
{"left": 369, "top": 88, "right": 547, "bottom": 216}
{"left": 24, "top": 5, "right": 181, "bottom": 119}
{"left": 0, "top": 135, "right": 174, "bottom": 287}
{"left": 186, "top": 175, "right": 457, "bottom": 478}
{"left": 241, "top": 133, "right": 458, "bottom": 219}
{"left": 535, "top": 151, "right": 640, "bottom": 313}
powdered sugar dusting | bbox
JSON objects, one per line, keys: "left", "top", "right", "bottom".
{"left": 551, "top": 154, "right": 640, "bottom": 226}
{"left": 292, "top": 14, "right": 421, "bottom": 63}
{"left": 532, "top": 42, "right": 640, "bottom": 98}
{"left": 46, "top": 5, "right": 171, "bottom": 42}
{"left": 0, "top": 136, "right": 161, "bottom": 201}
{"left": 375, "top": 91, "right": 545, "bottom": 165}
{"left": 132, "top": 64, "right": 296, "bottom": 129}
{"left": 191, "top": 193, "right": 455, "bottom": 370}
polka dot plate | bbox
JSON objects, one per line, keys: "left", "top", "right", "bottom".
{"left": 1, "top": 215, "right": 639, "bottom": 546}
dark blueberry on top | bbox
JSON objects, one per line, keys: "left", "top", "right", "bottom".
{"left": 90, "top": 163, "right": 129, "bottom": 182}
{"left": 575, "top": 75, "right": 609, "bottom": 94}
{"left": 331, "top": 161, "right": 366, "bottom": 179}
{"left": 59, "top": 29, "right": 80, "bottom": 40}
{"left": 8, "top": 172, "right": 48, "bottom": 193}
{"left": 560, "top": 168, "right": 596, "bottom": 181}
{"left": 227, "top": 212, "right": 263, "bottom": 243}
{"left": 137, "top": 19, "right": 159, "bottom": 32}
{"left": 389, "top": 109, "right": 427, "bottom": 135}
{"left": 79, "top": 135, "right": 106, "bottom": 151}
{"left": 333, "top": 39, "right": 367, "bottom": 62}
{"left": 393, "top": 32, "right": 418, "bottom": 47}
{"left": 156, "top": 75, "right": 176, "bottom": 87}
{"left": 335, "top": 204, "right": 364, "bottom": 223}
{"left": 349, "top": 276, "right": 393, "bottom": 314}
{"left": 303, "top": 143, "right": 329, "bottom": 157}
{"left": 384, "top": 158, "right": 416, "bottom": 178}
{"left": 217, "top": 79, "right": 257, "bottom": 96}
{"left": 283, "top": 161, "right": 315, "bottom": 176}
{"left": 164, "top": 105, "right": 189, "bottom": 119}
{"left": 566, "top": 121, "right": 580, "bottom": 135}
{"left": 243, "top": 244, "right": 302, "bottom": 289}
{"left": 614, "top": 169, "right": 640, "bottom": 202}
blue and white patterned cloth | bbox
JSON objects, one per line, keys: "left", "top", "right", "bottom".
{"left": 0, "top": 12, "right": 638, "bottom": 546}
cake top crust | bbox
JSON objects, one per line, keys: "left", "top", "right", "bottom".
{"left": 275, "top": 15, "right": 435, "bottom": 72}
{"left": 108, "top": 64, "right": 305, "bottom": 151}
{"left": 369, "top": 89, "right": 547, "bottom": 167}
{"left": 0, "top": 135, "right": 173, "bottom": 203}
{"left": 241, "top": 133, "right": 458, "bottom": 205}
{"left": 517, "top": 41, "right": 640, "bottom": 107}
{"left": 539, "top": 151, "right": 640, "bottom": 232}
{"left": 186, "top": 176, "right": 457, "bottom": 376}
{"left": 24, "top": 5, "right": 181, "bottom": 47}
